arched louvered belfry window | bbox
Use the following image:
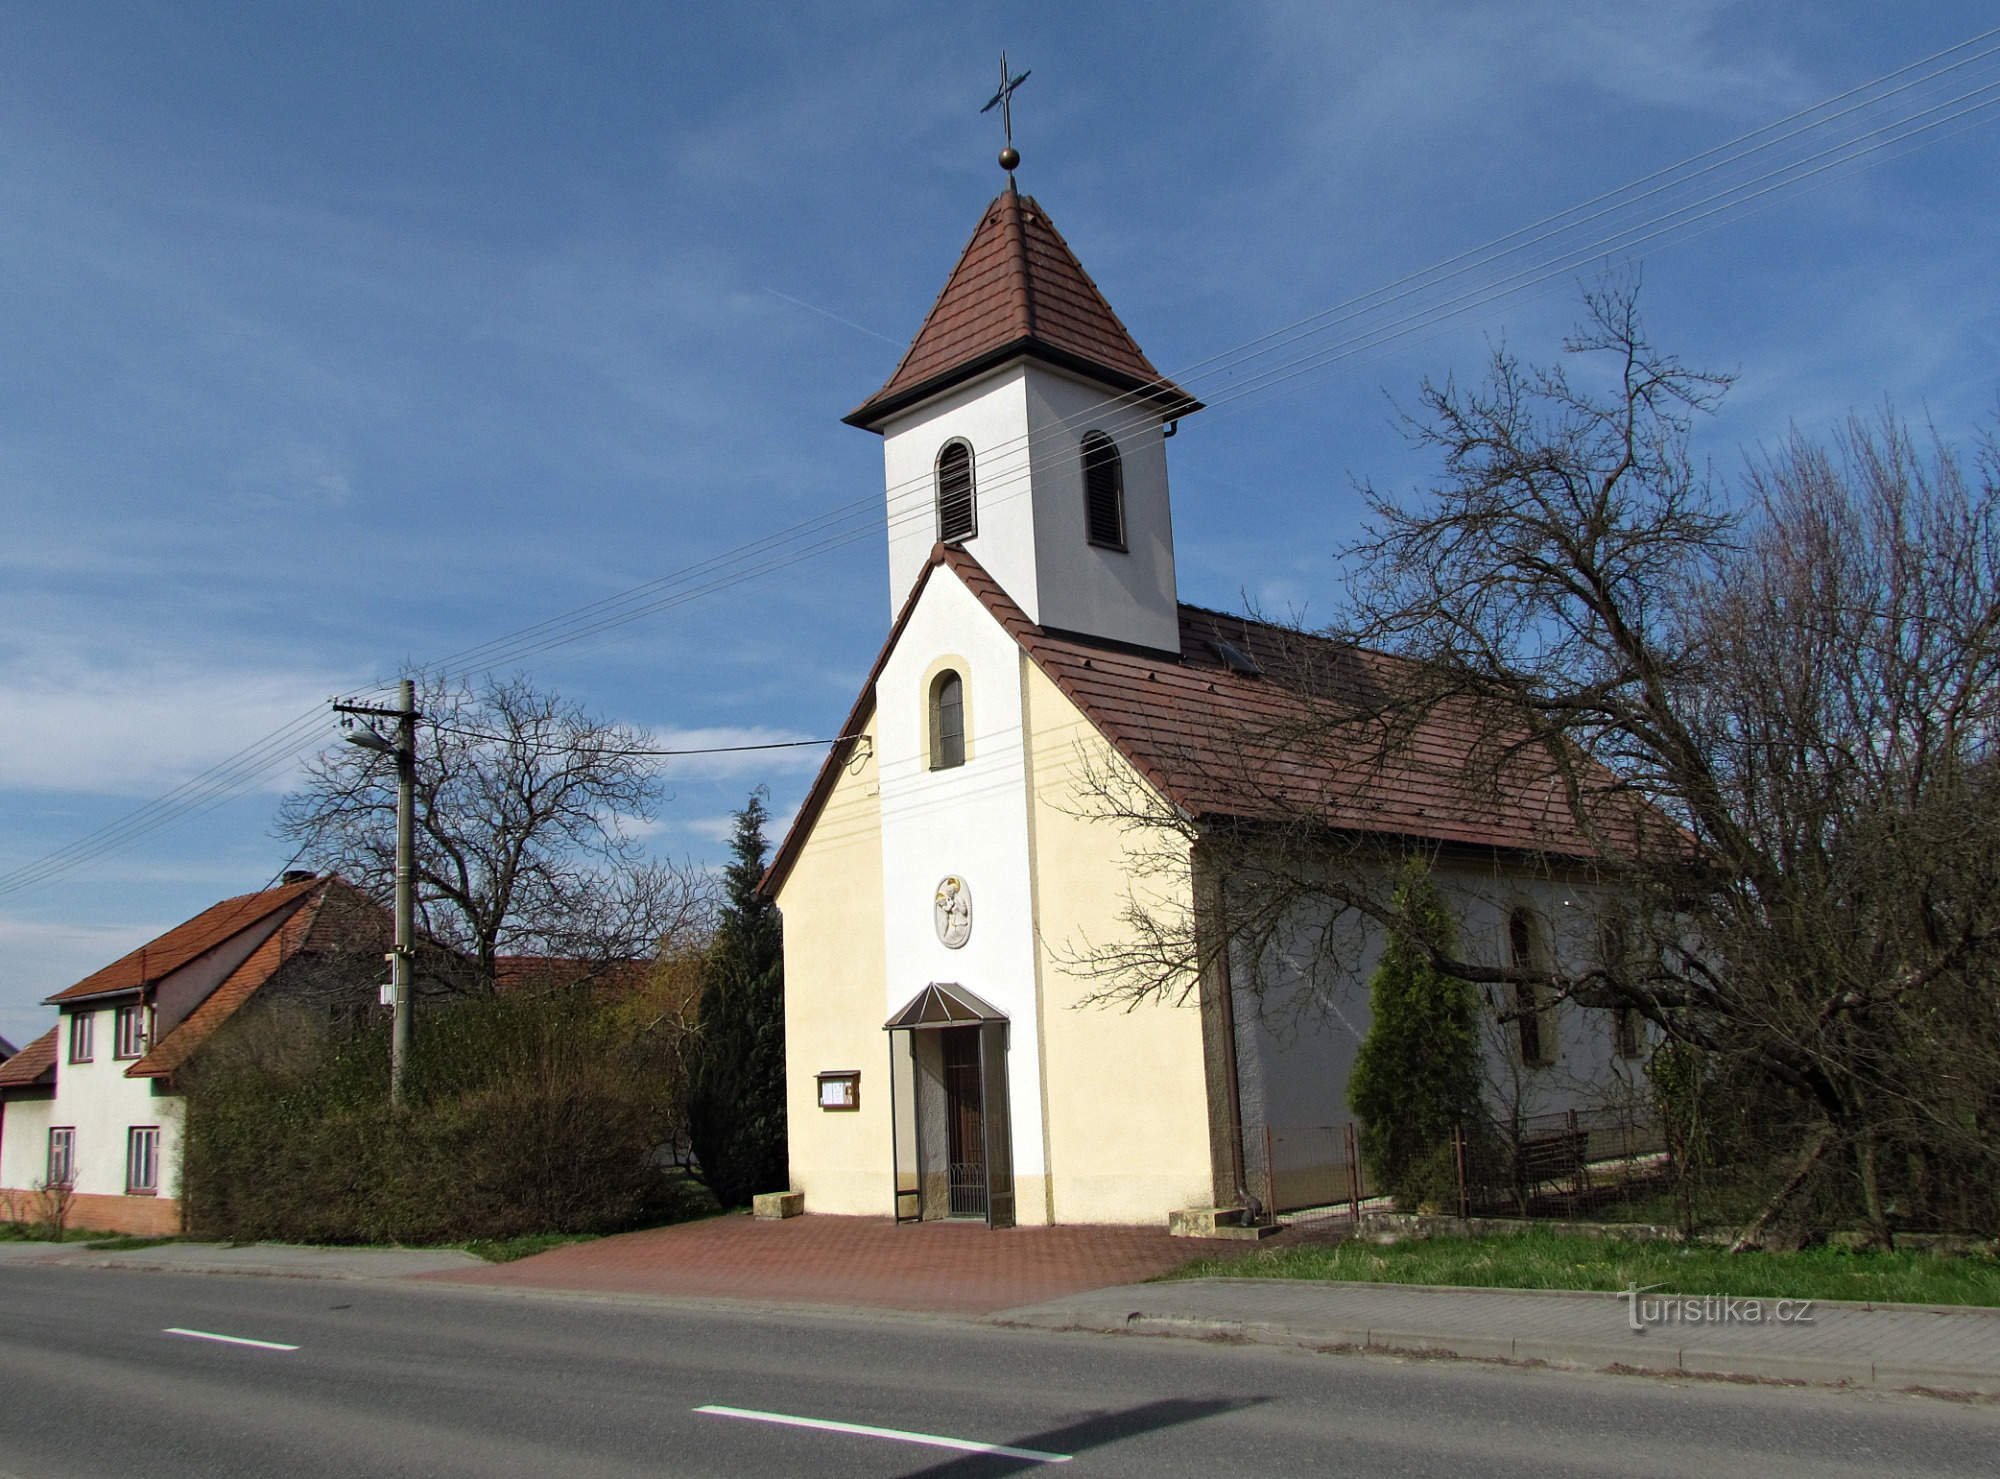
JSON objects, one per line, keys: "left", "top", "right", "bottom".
{"left": 1081, "top": 431, "right": 1125, "bottom": 549}
{"left": 935, "top": 440, "right": 976, "bottom": 544}
{"left": 929, "top": 670, "right": 966, "bottom": 770}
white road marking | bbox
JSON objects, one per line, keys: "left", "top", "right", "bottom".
{"left": 163, "top": 1327, "right": 300, "bottom": 1352}
{"left": 695, "top": 1404, "right": 1071, "bottom": 1463}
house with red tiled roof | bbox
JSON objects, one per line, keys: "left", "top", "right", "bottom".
{"left": 766, "top": 171, "right": 1652, "bottom": 1231}
{"left": 0, "top": 874, "right": 391, "bottom": 1235}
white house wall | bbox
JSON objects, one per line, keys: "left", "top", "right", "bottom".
{"left": 874, "top": 565, "right": 1052, "bottom": 1220}
{"left": 0, "top": 1096, "right": 53, "bottom": 1200}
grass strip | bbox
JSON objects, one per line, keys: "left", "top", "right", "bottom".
{"left": 1169, "top": 1231, "right": 2000, "bottom": 1307}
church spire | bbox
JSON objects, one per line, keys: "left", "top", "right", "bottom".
{"left": 844, "top": 190, "right": 1201, "bottom": 431}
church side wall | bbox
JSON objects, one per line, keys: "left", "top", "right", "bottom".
{"left": 776, "top": 714, "right": 892, "bottom": 1217}
{"left": 1233, "top": 860, "right": 1650, "bottom": 1177}
{"left": 1021, "top": 662, "right": 1215, "bottom": 1225}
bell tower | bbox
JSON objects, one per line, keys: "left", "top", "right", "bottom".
{"left": 845, "top": 184, "right": 1201, "bottom": 654}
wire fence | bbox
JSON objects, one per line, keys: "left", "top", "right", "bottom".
{"left": 1260, "top": 1105, "right": 1668, "bottom": 1228}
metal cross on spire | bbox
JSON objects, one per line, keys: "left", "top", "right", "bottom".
{"left": 981, "top": 52, "right": 1030, "bottom": 176}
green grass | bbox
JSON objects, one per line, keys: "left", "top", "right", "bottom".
{"left": 1171, "top": 1230, "right": 2000, "bottom": 1307}
{"left": 459, "top": 1231, "right": 603, "bottom": 1263}
{"left": 80, "top": 1235, "right": 183, "bottom": 1252}
{"left": 0, "top": 1221, "right": 130, "bottom": 1244}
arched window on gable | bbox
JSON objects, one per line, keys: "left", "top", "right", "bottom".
{"left": 929, "top": 670, "right": 965, "bottom": 770}
{"left": 935, "top": 440, "right": 976, "bottom": 544}
{"left": 1508, "top": 908, "right": 1557, "bottom": 1068}
{"left": 1081, "top": 431, "right": 1126, "bottom": 549}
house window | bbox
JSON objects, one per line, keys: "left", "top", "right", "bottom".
{"left": 1081, "top": 431, "right": 1126, "bottom": 549}
{"left": 115, "top": 1004, "right": 150, "bottom": 1060}
{"left": 68, "top": 1011, "right": 94, "bottom": 1064}
{"left": 1614, "top": 1007, "right": 1645, "bottom": 1060}
{"left": 1508, "top": 909, "right": 1556, "bottom": 1067}
{"left": 936, "top": 440, "right": 976, "bottom": 543}
{"left": 929, "top": 670, "right": 966, "bottom": 770}
{"left": 47, "top": 1128, "right": 76, "bottom": 1188}
{"left": 126, "top": 1126, "right": 161, "bottom": 1196}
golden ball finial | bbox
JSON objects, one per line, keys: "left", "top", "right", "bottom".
{"left": 999, "top": 144, "right": 1020, "bottom": 172}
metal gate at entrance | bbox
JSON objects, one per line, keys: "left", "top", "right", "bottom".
{"left": 885, "top": 983, "right": 1014, "bottom": 1228}
{"left": 942, "top": 1027, "right": 986, "bottom": 1218}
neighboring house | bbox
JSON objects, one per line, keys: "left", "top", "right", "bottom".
{"left": 768, "top": 179, "right": 1651, "bottom": 1230}
{"left": 0, "top": 873, "right": 390, "bottom": 1236}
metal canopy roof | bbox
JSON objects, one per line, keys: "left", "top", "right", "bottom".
{"left": 883, "top": 981, "right": 1008, "bottom": 1030}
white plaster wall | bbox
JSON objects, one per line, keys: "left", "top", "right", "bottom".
{"left": 45, "top": 1008, "right": 184, "bottom": 1199}
{"left": 1022, "top": 366, "right": 1181, "bottom": 653}
{"left": 878, "top": 367, "right": 1037, "bottom": 618}
{"left": 874, "top": 567, "right": 1050, "bottom": 1213}
{"left": 0, "top": 1096, "right": 53, "bottom": 1191}
{"left": 1234, "top": 864, "right": 1648, "bottom": 1140}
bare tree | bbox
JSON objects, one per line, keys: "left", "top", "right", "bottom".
{"left": 277, "top": 675, "right": 715, "bottom": 991}
{"left": 1073, "top": 283, "right": 2000, "bottom": 1244}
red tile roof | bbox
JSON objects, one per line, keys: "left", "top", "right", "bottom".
{"left": 763, "top": 547, "right": 1666, "bottom": 898}
{"left": 0, "top": 1027, "right": 57, "bottom": 1090}
{"left": 127, "top": 878, "right": 389, "bottom": 1080}
{"left": 492, "top": 956, "right": 652, "bottom": 995}
{"left": 45, "top": 875, "right": 325, "bottom": 1004}
{"left": 846, "top": 188, "right": 1200, "bottom": 430}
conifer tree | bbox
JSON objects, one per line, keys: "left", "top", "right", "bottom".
{"left": 686, "top": 793, "right": 787, "bottom": 1207}
{"left": 1347, "top": 863, "right": 1485, "bottom": 1208}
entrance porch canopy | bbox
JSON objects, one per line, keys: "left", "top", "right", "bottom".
{"left": 883, "top": 982, "right": 1014, "bottom": 1228}
{"left": 883, "top": 981, "right": 1006, "bottom": 1031}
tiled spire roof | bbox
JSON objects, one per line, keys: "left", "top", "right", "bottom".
{"left": 845, "top": 188, "right": 1201, "bottom": 430}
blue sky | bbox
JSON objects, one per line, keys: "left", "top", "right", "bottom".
{"left": 3, "top": 2, "right": 1998, "bottom": 1048}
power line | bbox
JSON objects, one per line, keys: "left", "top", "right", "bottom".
{"left": 4, "top": 34, "right": 1996, "bottom": 897}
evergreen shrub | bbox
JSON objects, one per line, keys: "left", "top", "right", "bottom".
{"left": 1347, "top": 862, "right": 1487, "bottom": 1210}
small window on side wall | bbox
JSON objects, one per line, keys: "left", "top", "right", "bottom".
{"left": 1081, "top": 431, "right": 1125, "bottom": 549}
{"left": 929, "top": 670, "right": 965, "bottom": 770}
{"left": 1508, "top": 909, "right": 1557, "bottom": 1068}
{"left": 936, "top": 440, "right": 976, "bottom": 543}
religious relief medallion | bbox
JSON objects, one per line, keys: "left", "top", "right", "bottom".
{"left": 933, "top": 875, "right": 972, "bottom": 949}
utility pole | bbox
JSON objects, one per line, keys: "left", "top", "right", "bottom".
{"left": 335, "top": 678, "right": 420, "bottom": 1105}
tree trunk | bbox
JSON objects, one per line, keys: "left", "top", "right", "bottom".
{"left": 1730, "top": 1123, "right": 1834, "bottom": 1253}
{"left": 1854, "top": 1129, "right": 1895, "bottom": 1251}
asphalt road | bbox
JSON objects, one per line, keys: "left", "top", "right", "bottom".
{"left": 1, "top": 1265, "right": 1995, "bottom": 1477}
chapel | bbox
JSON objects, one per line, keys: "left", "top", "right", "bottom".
{"left": 765, "top": 156, "right": 1642, "bottom": 1229}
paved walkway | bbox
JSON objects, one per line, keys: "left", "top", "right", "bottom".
{"left": 420, "top": 1213, "right": 1234, "bottom": 1315}
{"left": 994, "top": 1277, "right": 2000, "bottom": 1395}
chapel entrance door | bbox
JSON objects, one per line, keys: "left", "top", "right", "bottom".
{"left": 942, "top": 1026, "right": 988, "bottom": 1218}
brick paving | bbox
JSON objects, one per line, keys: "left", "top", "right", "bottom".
{"left": 419, "top": 1213, "right": 1250, "bottom": 1315}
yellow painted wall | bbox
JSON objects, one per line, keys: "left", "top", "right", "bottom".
{"left": 1020, "top": 660, "right": 1216, "bottom": 1224}
{"left": 775, "top": 716, "right": 892, "bottom": 1216}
